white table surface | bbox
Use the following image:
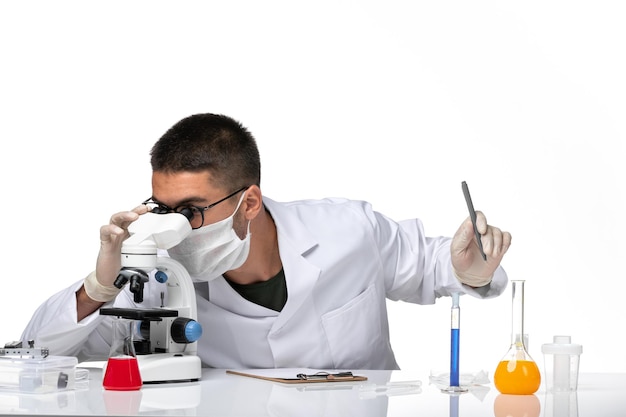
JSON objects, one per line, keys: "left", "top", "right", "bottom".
{"left": 1, "top": 366, "right": 624, "bottom": 416}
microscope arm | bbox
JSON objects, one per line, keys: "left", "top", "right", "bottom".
{"left": 155, "top": 256, "right": 198, "bottom": 321}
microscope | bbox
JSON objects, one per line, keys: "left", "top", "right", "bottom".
{"left": 100, "top": 211, "right": 202, "bottom": 383}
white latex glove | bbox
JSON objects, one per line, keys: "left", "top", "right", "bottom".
{"left": 84, "top": 205, "right": 149, "bottom": 302}
{"left": 450, "top": 211, "right": 511, "bottom": 287}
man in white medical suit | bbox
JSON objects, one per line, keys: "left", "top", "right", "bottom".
{"left": 22, "top": 113, "right": 511, "bottom": 370}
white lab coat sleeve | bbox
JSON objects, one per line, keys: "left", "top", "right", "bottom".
{"left": 21, "top": 279, "right": 129, "bottom": 361}
{"left": 372, "top": 212, "right": 507, "bottom": 304}
{"left": 22, "top": 273, "right": 166, "bottom": 361}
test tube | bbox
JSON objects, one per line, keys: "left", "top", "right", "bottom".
{"left": 450, "top": 292, "right": 461, "bottom": 387}
{"left": 443, "top": 292, "right": 468, "bottom": 393}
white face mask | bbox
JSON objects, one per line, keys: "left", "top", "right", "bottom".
{"left": 167, "top": 192, "right": 251, "bottom": 280}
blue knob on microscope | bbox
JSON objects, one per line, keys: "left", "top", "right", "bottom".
{"left": 184, "top": 320, "right": 203, "bottom": 343}
{"left": 154, "top": 270, "right": 168, "bottom": 283}
{"left": 171, "top": 318, "right": 203, "bottom": 343}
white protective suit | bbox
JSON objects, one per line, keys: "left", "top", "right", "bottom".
{"left": 22, "top": 197, "right": 508, "bottom": 370}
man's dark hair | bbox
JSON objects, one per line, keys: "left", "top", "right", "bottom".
{"left": 150, "top": 113, "right": 261, "bottom": 191}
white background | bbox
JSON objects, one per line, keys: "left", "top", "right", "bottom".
{"left": 1, "top": 1, "right": 624, "bottom": 374}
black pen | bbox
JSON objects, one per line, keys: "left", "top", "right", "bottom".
{"left": 296, "top": 371, "right": 355, "bottom": 381}
{"left": 461, "top": 181, "right": 487, "bottom": 261}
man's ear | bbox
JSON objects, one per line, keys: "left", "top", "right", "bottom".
{"left": 243, "top": 185, "right": 263, "bottom": 220}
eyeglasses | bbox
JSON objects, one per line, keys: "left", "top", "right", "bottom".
{"left": 143, "top": 186, "right": 249, "bottom": 229}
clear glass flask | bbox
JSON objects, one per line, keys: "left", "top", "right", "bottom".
{"left": 494, "top": 280, "right": 541, "bottom": 395}
{"left": 103, "top": 318, "right": 142, "bottom": 391}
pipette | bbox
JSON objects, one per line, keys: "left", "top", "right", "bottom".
{"left": 442, "top": 292, "right": 468, "bottom": 393}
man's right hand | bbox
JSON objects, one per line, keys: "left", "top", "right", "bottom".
{"left": 77, "top": 205, "right": 150, "bottom": 321}
{"left": 95, "top": 205, "right": 150, "bottom": 287}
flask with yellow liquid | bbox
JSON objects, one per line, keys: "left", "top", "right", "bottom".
{"left": 494, "top": 280, "right": 541, "bottom": 395}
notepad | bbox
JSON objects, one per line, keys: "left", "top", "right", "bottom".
{"left": 226, "top": 369, "right": 368, "bottom": 384}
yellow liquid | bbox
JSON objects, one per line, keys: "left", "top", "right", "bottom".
{"left": 494, "top": 360, "right": 541, "bottom": 395}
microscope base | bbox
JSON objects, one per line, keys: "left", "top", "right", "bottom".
{"left": 137, "top": 353, "right": 202, "bottom": 383}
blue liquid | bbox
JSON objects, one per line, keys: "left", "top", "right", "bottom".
{"left": 450, "top": 328, "right": 460, "bottom": 386}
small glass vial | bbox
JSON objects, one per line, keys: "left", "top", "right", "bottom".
{"left": 494, "top": 280, "right": 541, "bottom": 395}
